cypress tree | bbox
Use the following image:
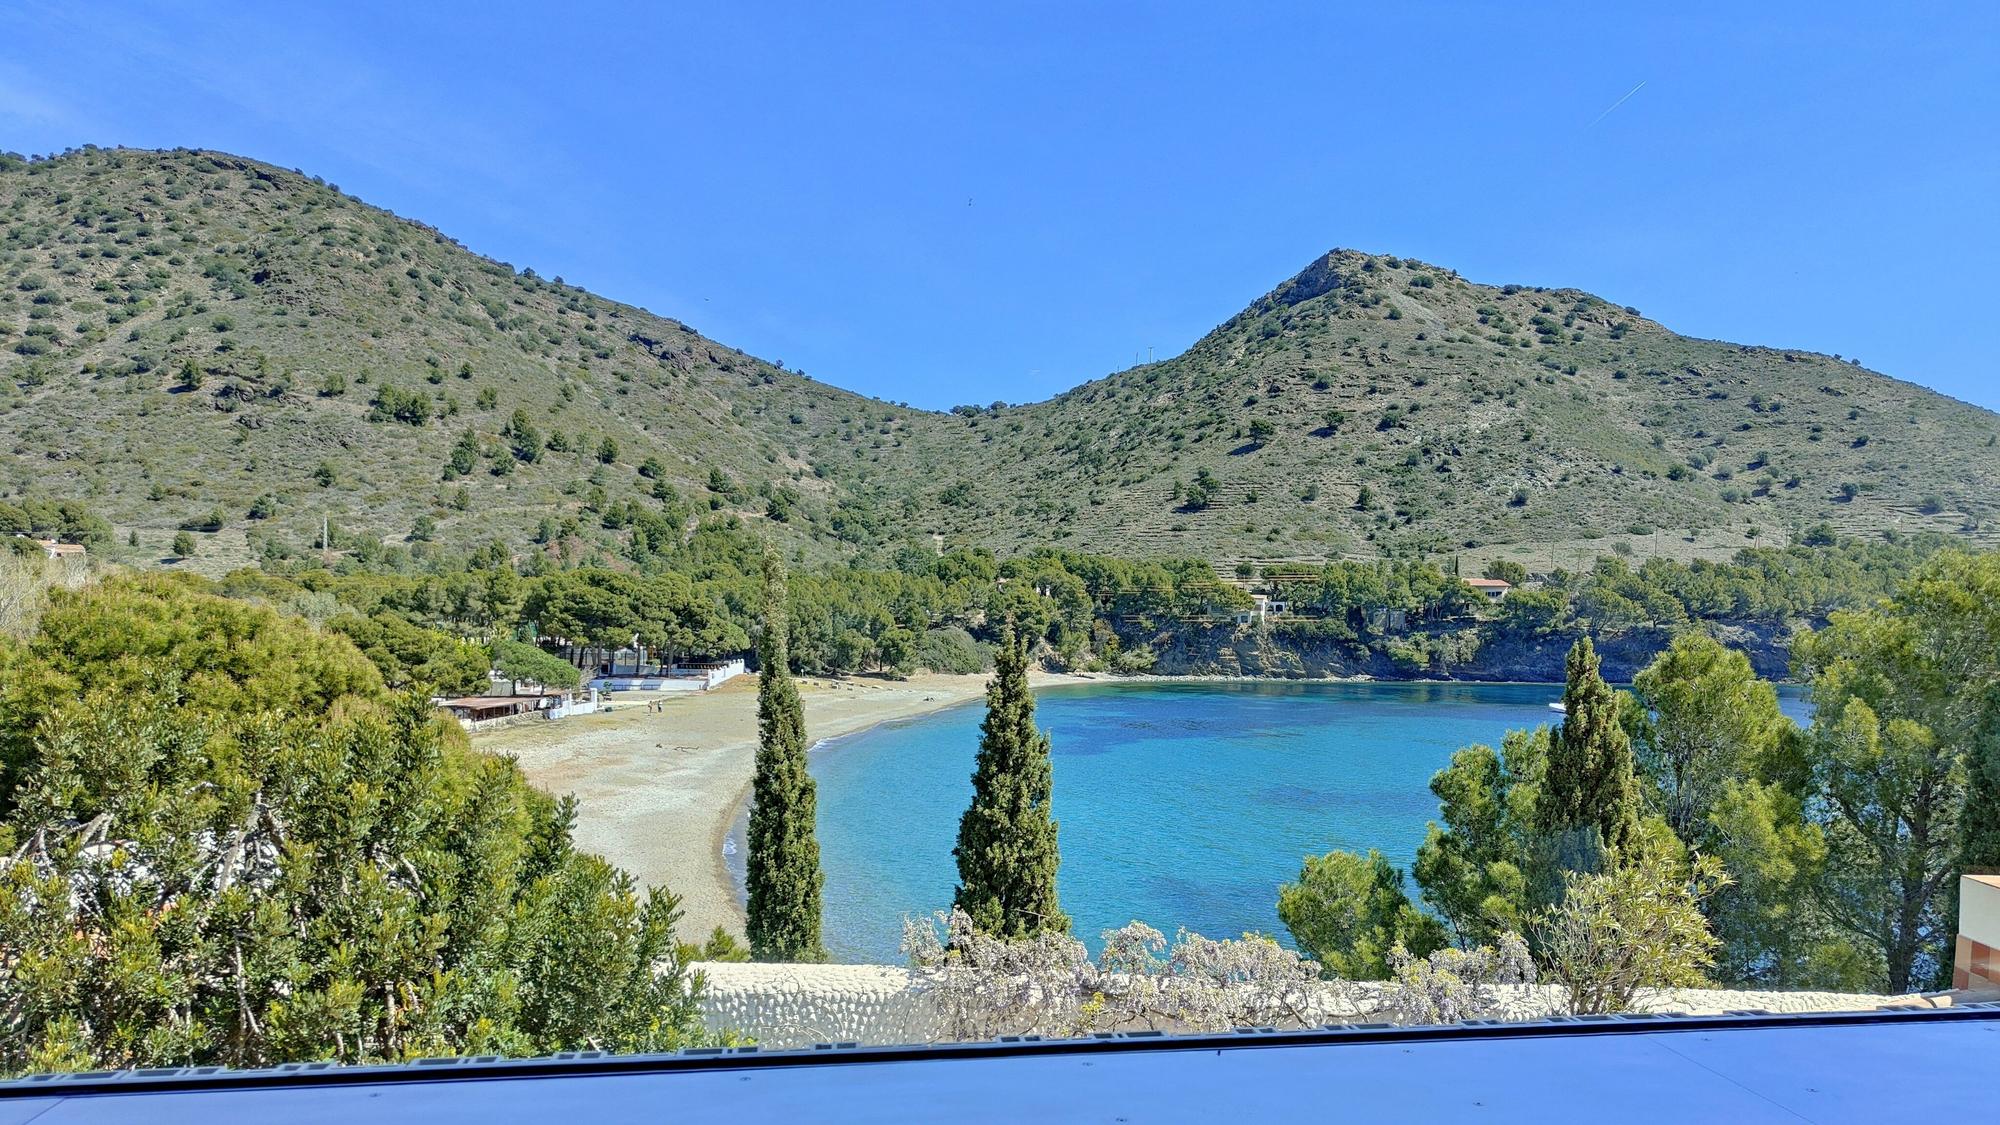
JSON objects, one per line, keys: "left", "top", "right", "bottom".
{"left": 745, "top": 553, "right": 826, "bottom": 962}
{"left": 1538, "top": 637, "right": 1641, "bottom": 858}
{"left": 953, "top": 627, "right": 1069, "bottom": 938}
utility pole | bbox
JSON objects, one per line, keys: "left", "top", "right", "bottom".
{"left": 321, "top": 513, "right": 330, "bottom": 565}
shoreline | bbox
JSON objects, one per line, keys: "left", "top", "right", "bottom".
{"left": 479, "top": 670, "right": 1098, "bottom": 942}
{"left": 478, "top": 670, "right": 1794, "bottom": 944}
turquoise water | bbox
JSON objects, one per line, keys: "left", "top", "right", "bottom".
{"left": 750, "top": 680, "right": 1810, "bottom": 964}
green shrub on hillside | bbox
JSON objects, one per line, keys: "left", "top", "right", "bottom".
{"left": 917, "top": 626, "right": 990, "bottom": 674}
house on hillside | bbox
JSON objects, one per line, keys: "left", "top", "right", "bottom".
{"left": 1465, "top": 577, "right": 1512, "bottom": 601}
{"left": 16, "top": 536, "right": 86, "bottom": 560}
{"left": 1233, "top": 593, "right": 1290, "bottom": 626}
{"left": 1364, "top": 606, "right": 1409, "bottom": 632}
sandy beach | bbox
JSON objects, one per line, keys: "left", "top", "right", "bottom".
{"left": 478, "top": 671, "right": 1096, "bottom": 942}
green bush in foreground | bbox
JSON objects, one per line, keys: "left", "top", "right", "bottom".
{"left": 1278, "top": 848, "right": 1447, "bottom": 980}
{"left": 0, "top": 577, "right": 714, "bottom": 1075}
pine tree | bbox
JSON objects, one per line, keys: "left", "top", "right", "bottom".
{"left": 745, "top": 553, "right": 826, "bottom": 962}
{"left": 1941, "top": 556, "right": 2000, "bottom": 987}
{"left": 953, "top": 627, "right": 1068, "bottom": 938}
{"left": 1957, "top": 753, "right": 2000, "bottom": 978}
{"left": 1538, "top": 637, "right": 1641, "bottom": 859}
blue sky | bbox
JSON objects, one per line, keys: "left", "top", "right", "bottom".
{"left": 4, "top": 3, "right": 1996, "bottom": 411}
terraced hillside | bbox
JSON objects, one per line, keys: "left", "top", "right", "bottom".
{"left": 3, "top": 147, "right": 1996, "bottom": 573}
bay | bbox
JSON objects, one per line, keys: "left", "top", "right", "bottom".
{"left": 743, "top": 679, "right": 1811, "bottom": 963}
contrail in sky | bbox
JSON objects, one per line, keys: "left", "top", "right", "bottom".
{"left": 1587, "top": 80, "right": 1647, "bottom": 128}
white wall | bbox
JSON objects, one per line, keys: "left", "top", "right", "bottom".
{"left": 695, "top": 963, "right": 935, "bottom": 1048}
{"left": 691, "top": 962, "right": 1897, "bottom": 1051}
{"left": 1960, "top": 875, "right": 2000, "bottom": 947}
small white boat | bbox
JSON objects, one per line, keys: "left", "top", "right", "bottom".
{"left": 1547, "top": 702, "right": 1567, "bottom": 715}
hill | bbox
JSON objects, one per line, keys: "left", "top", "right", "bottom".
{"left": 909, "top": 251, "right": 2000, "bottom": 570}
{"left": 3, "top": 147, "right": 1997, "bottom": 573}
{"left": 0, "top": 147, "right": 930, "bottom": 571}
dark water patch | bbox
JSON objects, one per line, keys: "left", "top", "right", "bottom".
{"left": 1050, "top": 741, "right": 1115, "bottom": 757}
{"left": 1254, "top": 784, "right": 1347, "bottom": 811}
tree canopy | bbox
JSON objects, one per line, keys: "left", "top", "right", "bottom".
{"left": 0, "top": 578, "right": 715, "bottom": 1074}
{"left": 1389, "top": 548, "right": 2000, "bottom": 996}
{"left": 1278, "top": 848, "right": 1446, "bottom": 979}
{"left": 490, "top": 638, "right": 582, "bottom": 691}
{"left": 1795, "top": 550, "right": 2000, "bottom": 991}
{"left": 330, "top": 610, "right": 491, "bottom": 695}
{"left": 1, "top": 575, "right": 384, "bottom": 808}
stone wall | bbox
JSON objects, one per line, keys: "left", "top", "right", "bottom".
{"left": 695, "top": 962, "right": 935, "bottom": 1049}
{"left": 693, "top": 961, "right": 1897, "bottom": 1051}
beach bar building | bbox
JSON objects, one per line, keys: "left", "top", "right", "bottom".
{"left": 440, "top": 685, "right": 601, "bottom": 731}
{"left": 591, "top": 656, "right": 746, "bottom": 694}
{"left": 440, "top": 695, "right": 546, "bottom": 729}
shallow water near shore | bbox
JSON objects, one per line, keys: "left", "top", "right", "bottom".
{"left": 734, "top": 680, "right": 1810, "bottom": 963}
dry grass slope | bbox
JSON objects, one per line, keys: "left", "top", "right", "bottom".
{"left": 4, "top": 149, "right": 1995, "bottom": 572}
{"left": 0, "top": 147, "right": 931, "bottom": 569}
{"left": 908, "top": 251, "right": 2000, "bottom": 564}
